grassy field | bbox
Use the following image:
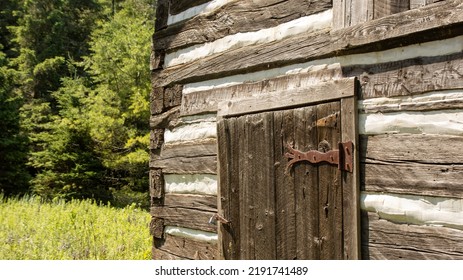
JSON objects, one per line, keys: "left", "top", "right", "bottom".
{"left": 0, "top": 194, "right": 151, "bottom": 260}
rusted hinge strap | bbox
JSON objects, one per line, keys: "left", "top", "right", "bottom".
{"left": 208, "top": 213, "right": 230, "bottom": 225}
{"left": 285, "top": 141, "right": 353, "bottom": 173}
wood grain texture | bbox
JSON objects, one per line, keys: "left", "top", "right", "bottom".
{"left": 149, "top": 107, "right": 179, "bottom": 129}
{"left": 151, "top": 206, "right": 217, "bottom": 233}
{"left": 161, "top": 138, "right": 217, "bottom": 159}
{"left": 153, "top": 0, "right": 463, "bottom": 87}
{"left": 333, "top": 0, "right": 374, "bottom": 29}
{"left": 150, "top": 218, "right": 164, "bottom": 239}
{"left": 217, "top": 118, "right": 241, "bottom": 259}
{"left": 181, "top": 68, "right": 342, "bottom": 116}
{"left": 150, "top": 87, "right": 164, "bottom": 115}
{"left": 273, "top": 109, "right": 298, "bottom": 259}
{"left": 345, "top": 53, "right": 463, "bottom": 99}
{"left": 341, "top": 96, "right": 361, "bottom": 259}
{"left": 155, "top": 233, "right": 218, "bottom": 260}
{"left": 218, "top": 78, "right": 356, "bottom": 117}
{"left": 362, "top": 134, "right": 463, "bottom": 164}
{"left": 150, "top": 156, "right": 217, "bottom": 174}
{"left": 150, "top": 129, "right": 164, "bottom": 150}
{"left": 362, "top": 211, "right": 463, "bottom": 259}
{"left": 154, "top": 0, "right": 332, "bottom": 52}
{"left": 374, "top": 0, "right": 409, "bottom": 19}
{"left": 291, "top": 107, "right": 320, "bottom": 259}
{"left": 152, "top": 247, "right": 187, "bottom": 260}
{"left": 410, "top": 0, "right": 443, "bottom": 9}
{"left": 361, "top": 161, "right": 463, "bottom": 198}
{"left": 164, "top": 193, "right": 217, "bottom": 212}
{"left": 149, "top": 169, "right": 164, "bottom": 200}
{"left": 218, "top": 99, "right": 359, "bottom": 259}
{"left": 316, "top": 101, "right": 343, "bottom": 260}
{"left": 360, "top": 134, "right": 463, "bottom": 198}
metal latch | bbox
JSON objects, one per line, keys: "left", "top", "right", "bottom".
{"left": 208, "top": 213, "right": 230, "bottom": 225}
{"left": 285, "top": 141, "right": 354, "bottom": 173}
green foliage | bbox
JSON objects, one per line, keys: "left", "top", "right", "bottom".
{"left": 12, "top": 0, "right": 103, "bottom": 98}
{"left": 0, "top": 0, "right": 154, "bottom": 206}
{"left": 0, "top": 49, "right": 30, "bottom": 194}
{"left": 0, "top": 194, "right": 151, "bottom": 260}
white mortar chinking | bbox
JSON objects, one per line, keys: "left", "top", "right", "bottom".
{"left": 164, "top": 226, "right": 218, "bottom": 243}
{"left": 359, "top": 109, "right": 463, "bottom": 136}
{"left": 167, "top": 0, "right": 235, "bottom": 25}
{"left": 361, "top": 192, "right": 463, "bottom": 230}
{"left": 164, "top": 174, "right": 217, "bottom": 196}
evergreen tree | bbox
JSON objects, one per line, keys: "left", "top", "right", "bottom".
{"left": 0, "top": 48, "right": 30, "bottom": 195}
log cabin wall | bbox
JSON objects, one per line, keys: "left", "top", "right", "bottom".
{"left": 150, "top": 0, "right": 463, "bottom": 259}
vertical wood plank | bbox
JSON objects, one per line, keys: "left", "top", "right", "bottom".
{"left": 410, "top": 0, "right": 427, "bottom": 9}
{"left": 341, "top": 95, "right": 360, "bottom": 260}
{"left": 294, "top": 107, "right": 320, "bottom": 259}
{"left": 252, "top": 112, "right": 276, "bottom": 259}
{"left": 218, "top": 117, "right": 241, "bottom": 259}
{"left": 274, "top": 110, "right": 297, "bottom": 259}
{"left": 332, "top": 0, "right": 348, "bottom": 29}
{"left": 351, "top": 0, "right": 374, "bottom": 25}
{"left": 374, "top": 0, "right": 410, "bottom": 19}
{"left": 217, "top": 118, "right": 230, "bottom": 259}
{"left": 239, "top": 115, "right": 251, "bottom": 259}
{"left": 410, "top": 0, "right": 443, "bottom": 9}
{"left": 316, "top": 101, "right": 343, "bottom": 260}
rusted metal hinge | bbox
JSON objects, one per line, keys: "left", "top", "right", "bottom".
{"left": 208, "top": 213, "right": 230, "bottom": 225}
{"left": 285, "top": 141, "right": 354, "bottom": 173}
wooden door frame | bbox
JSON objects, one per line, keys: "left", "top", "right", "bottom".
{"left": 217, "top": 77, "right": 360, "bottom": 259}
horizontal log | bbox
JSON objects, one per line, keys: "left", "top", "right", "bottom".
{"left": 155, "top": 0, "right": 332, "bottom": 52}
{"left": 155, "top": 233, "right": 218, "bottom": 260}
{"left": 149, "top": 107, "right": 179, "bottom": 129}
{"left": 164, "top": 193, "right": 217, "bottom": 212}
{"left": 346, "top": 52, "right": 463, "bottom": 99}
{"left": 361, "top": 131, "right": 462, "bottom": 197}
{"left": 362, "top": 211, "right": 463, "bottom": 260}
{"left": 151, "top": 206, "right": 217, "bottom": 233}
{"left": 153, "top": 0, "right": 463, "bottom": 87}
{"left": 218, "top": 78, "right": 356, "bottom": 117}
{"left": 361, "top": 134, "right": 463, "bottom": 164}
{"left": 161, "top": 138, "right": 217, "bottom": 159}
{"left": 361, "top": 160, "right": 463, "bottom": 198}
{"left": 150, "top": 156, "right": 217, "bottom": 174}
{"left": 180, "top": 36, "right": 462, "bottom": 101}
{"left": 181, "top": 67, "right": 342, "bottom": 116}
{"left": 360, "top": 89, "right": 463, "bottom": 113}
{"left": 152, "top": 247, "right": 187, "bottom": 260}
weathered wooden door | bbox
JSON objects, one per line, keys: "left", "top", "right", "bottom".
{"left": 217, "top": 78, "right": 360, "bottom": 260}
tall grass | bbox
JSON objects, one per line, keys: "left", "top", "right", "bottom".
{"left": 0, "top": 194, "right": 151, "bottom": 260}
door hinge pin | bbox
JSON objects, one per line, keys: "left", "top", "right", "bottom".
{"left": 209, "top": 213, "right": 230, "bottom": 225}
